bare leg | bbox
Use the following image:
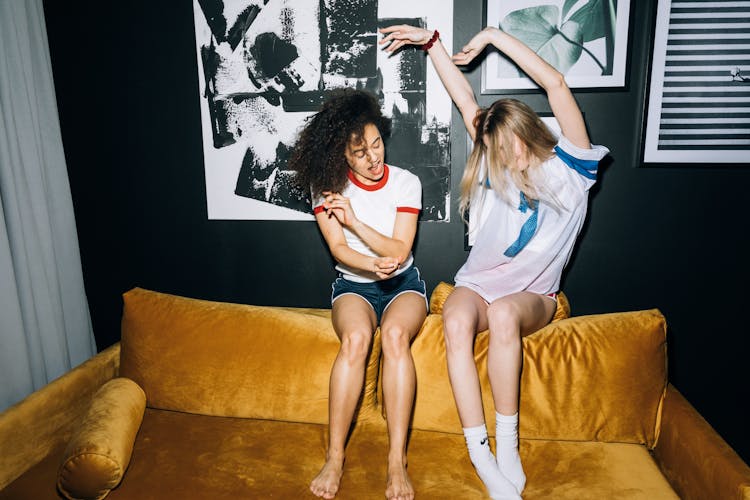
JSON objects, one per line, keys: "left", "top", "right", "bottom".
{"left": 310, "top": 295, "right": 376, "bottom": 499}
{"left": 442, "top": 287, "right": 520, "bottom": 499}
{"left": 486, "top": 291, "right": 556, "bottom": 494}
{"left": 485, "top": 291, "right": 555, "bottom": 415}
{"left": 380, "top": 292, "right": 426, "bottom": 500}
{"left": 441, "top": 287, "right": 488, "bottom": 427}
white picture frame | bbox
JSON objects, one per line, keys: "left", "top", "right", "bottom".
{"left": 482, "top": 0, "right": 631, "bottom": 92}
{"left": 642, "top": 0, "right": 750, "bottom": 165}
{"left": 192, "top": 0, "right": 454, "bottom": 220}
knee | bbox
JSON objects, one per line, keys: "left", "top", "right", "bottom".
{"left": 487, "top": 302, "right": 521, "bottom": 345}
{"left": 339, "top": 330, "right": 372, "bottom": 365}
{"left": 380, "top": 323, "right": 411, "bottom": 358}
{"left": 442, "top": 311, "right": 475, "bottom": 355}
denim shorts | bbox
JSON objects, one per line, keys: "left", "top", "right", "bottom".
{"left": 331, "top": 266, "right": 427, "bottom": 323}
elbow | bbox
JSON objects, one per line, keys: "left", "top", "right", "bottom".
{"left": 543, "top": 71, "right": 568, "bottom": 93}
{"left": 456, "top": 88, "right": 477, "bottom": 111}
{"left": 395, "top": 245, "right": 412, "bottom": 265}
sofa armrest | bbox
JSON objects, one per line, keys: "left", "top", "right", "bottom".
{"left": 0, "top": 343, "right": 120, "bottom": 490}
{"left": 57, "top": 377, "right": 146, "bottom": 500}
{"left": 653, "top": 384, "right": 750, "bottom": 500}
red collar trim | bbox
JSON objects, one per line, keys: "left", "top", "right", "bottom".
{"left": 347, "top": 164, "right": 389, "bottom": 191}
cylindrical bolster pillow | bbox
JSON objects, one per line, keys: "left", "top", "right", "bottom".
{"left": 57, "top": 377, "right": 146, "bottom": 500}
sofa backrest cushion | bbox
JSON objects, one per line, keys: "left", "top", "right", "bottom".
{"left": 410, "top": 309, "right": 667, "bottom": 447}
{"left": 119, "top": 288, "right": 381, "bottom": 424}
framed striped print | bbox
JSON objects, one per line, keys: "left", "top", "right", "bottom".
{"left": 642, "top": 0, "right": 750, "bottom": 165}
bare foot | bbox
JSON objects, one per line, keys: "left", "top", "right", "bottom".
{"left": 385, "top": 460, "right": 414, "bottom": 500}
{"left": 310, "top": 455, "right": 345, "bottom": 499}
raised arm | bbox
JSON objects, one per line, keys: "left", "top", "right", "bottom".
{"left": 379, "top": 25, "right": 481, "bottom": 141}
{"left": 455, "top": 27, "right": 590, "bottom": 148}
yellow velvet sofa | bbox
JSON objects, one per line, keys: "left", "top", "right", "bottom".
{"left": 1, "top": 285, "right": 749, "bottom": 499}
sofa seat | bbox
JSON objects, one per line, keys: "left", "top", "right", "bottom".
{"left": 2, "top": 407, "right": 679, "bottom": 500}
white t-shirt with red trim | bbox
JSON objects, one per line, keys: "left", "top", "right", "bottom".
{"left": 313, "top": 164, "right": 422, "bottom": 283}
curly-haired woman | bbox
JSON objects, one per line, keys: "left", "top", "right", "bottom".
{"left": 289, "top": 88, "right": 426, "bottom": 500}
{"left": 380, "top": 24, "right": 609, "bottom": 500}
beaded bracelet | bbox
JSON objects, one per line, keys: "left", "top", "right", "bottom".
{"left": 421, "top": 30, "right": 439, "bottom": 51}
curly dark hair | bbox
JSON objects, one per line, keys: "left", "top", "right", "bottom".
{"left": 288, "top": 88, "right": 391, "bottom": 198}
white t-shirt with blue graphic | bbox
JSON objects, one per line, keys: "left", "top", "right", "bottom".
{"left": 455, "top": 135, "right": 609, "bottom": 303}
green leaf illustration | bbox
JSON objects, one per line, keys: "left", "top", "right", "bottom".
{"left": 562, "top": 0, "right": 580, "bottom": 20}
{"left": 565, "top": 0, "right": 612, "bottom": 42}
{"left": 500, "top": 6, "right": 584, "bottom": 75}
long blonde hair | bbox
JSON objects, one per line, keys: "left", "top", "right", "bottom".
{"left": 459, "top": 99, "right": 557, "bottom": 219}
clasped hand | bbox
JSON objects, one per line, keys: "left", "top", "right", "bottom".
{"left": 322, "top": 191, "right": 357, "bottom": 227}
{"left": 373, "top": 256, "right": 400, "bottom": 280}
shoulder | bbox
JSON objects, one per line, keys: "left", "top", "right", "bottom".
{"left": 386, "top": 165, "right": 421, "bottom": 189}
{"left": 544, "top": 135, "right": 608, "bottom": 182}
{"left": 556, "top": 135, "right": 610, "bottom": 162}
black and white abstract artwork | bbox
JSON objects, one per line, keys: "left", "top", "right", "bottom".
{"left": 193, "top": 0, "right": 453, "bottom": 220}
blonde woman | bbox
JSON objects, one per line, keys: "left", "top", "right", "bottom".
{"left": 380, "top": 25, "right": 609, "bottom": 499}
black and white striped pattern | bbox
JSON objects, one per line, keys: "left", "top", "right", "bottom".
{"left": 644, "top": 0, "right": 750, "bottom": 163}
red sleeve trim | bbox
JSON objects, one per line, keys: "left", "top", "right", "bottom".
{"left": 397, "top": 207, "right": 421, "bottom": 214}
{"left": 313, "top": 205, "right": 326, "bottom": 215}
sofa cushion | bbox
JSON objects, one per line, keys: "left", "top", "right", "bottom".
{"left": 410, "top": 309, "right": 668, "bottom": 447}
{"left": 119, "top": 288, "right": 381, "bottom": 424}
{"left": 57, "top": 377, "right": 145, "bottom": 500}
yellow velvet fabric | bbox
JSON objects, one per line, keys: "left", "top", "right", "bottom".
{"left": 520, "top": 439, "right": 678, "bottom": 499}
{"left": 57, "top": 378, "right": 146, "bottom": 500}
{"left": 520, "top": 309, "right": 667, "bottom": 445}
{"left": 428, "top": 281, "right": 453, "bottom": 314}
{"left": 119, "top": 288, "right": 381, "bottom": 424}
{"left": 0, "top": 343, "right": 120, "bottom": 491}
{"left": 409, "top": 308, "right": 668, "bottom": 446}
{"left": 653, "top": 385, "right": 750, "bottom": 500}
{"left": 88, "top": 407, "right": 678, "bottom": 499}
{"left": 428, "top": 281, "right": 571, "bottom": 322}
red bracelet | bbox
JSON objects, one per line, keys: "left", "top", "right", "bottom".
{"left": 421, "top": 30, "right": 439, "bottom": 51}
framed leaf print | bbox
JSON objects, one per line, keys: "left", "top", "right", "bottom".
{"left": 482, "top": 0, "right": 631, "bottom": 92}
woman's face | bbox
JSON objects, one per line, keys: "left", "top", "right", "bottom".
{"left": 487, "top": 129, "right": 530, "bottom": 172}
{"left": 344, "top": 123, "right": 384, "bottom": 185}
{"left": 511, "top": 134, "right": 531, "bottom": 171}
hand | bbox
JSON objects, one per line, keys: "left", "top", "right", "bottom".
{"left": 322, "top": 191, "right": 358, "bottom": 228}
{"left": 379, "top": 25, "right": 434, "bottom": 53}
{"left": 373, "top": 256, "right": 400, "bottom": 279}
{"left": 451, "top": 27, "right": 498, "bottom": 66}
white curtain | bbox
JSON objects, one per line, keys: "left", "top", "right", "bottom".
{"left": 0, "top": 0, "right": 96, "bottom": 410}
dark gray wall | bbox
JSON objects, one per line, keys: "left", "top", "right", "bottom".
{"left": 42, "top": 1, "right": 748, "bottom": 463}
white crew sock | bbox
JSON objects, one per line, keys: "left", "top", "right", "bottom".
{"left": 495, "top": 412, "right": 526, "bottom": 494}
{"left": 463, "top": 424, "right": 521, "bottom": 500}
